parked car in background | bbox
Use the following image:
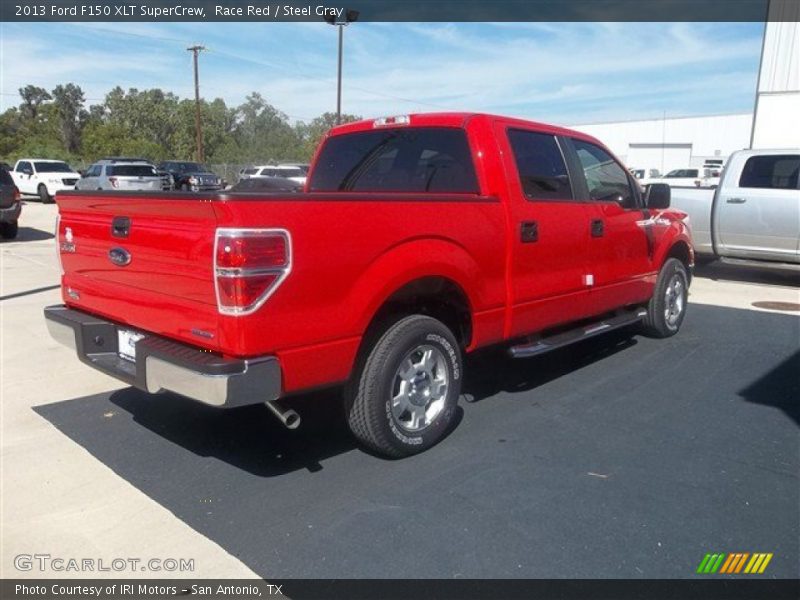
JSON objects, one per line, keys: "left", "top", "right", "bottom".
{"left": 630, "top": 168, "right": 661, "bottom": 182}
{"left": 229, "top": 177, "right": 302, "bottom": 193}
{"left": 247, "top": 165, "right": 307, "bottom": 186}
{"left": 646, "top": 168, "right": 702, "bottom": 187}
{"left": 76, "top": 159, "right": 168, "bottom": 192}
{"left": 46, "top": 112, "right": 692, "bottom": 458}
{"left": 670, "top": 149, "right": 799, "bottom": 264}
{"left": 0, "top": 165, "right": 21, "bottom": 239}
{"left": 278, "top": 162, "right": 310, "bottom": 175}
{"left": 11, "top": 159, "right": 81, "bottom": 203}
{"left": 157, "top": 161, "right": 224, "bottom": 192}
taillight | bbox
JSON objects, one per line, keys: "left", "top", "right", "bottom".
{"left": 214, "top": 228, "right": 291, "bottom": 315}
{"left": 13, "top": 187, "right": 20, "bottom": 202}
{"left": 109, "top": 177, "right": 119, "bottom": 189}
{"left": 55, "top": 214, "right": 63, "bottom": 275}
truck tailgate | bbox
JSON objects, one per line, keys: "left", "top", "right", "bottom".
{"left": 56, "top": 192, "right": 221, "bottom": 350}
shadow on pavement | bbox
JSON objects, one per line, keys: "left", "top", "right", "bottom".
{"left": 0, "top": 226, "right": 54, "bottom": 242}
{"left": 463, "top": 328, "right": 638, "bottom": 404}
{"left": 694, "top": 261, "right": 800, "bottom": 288}
{"left": 739, "top": 349, "right": 800, "bottom": 428}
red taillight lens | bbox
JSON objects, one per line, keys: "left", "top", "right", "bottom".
{"left": 214, "top": 229, "right": 291, "bottom": 315}
{"left": 215, "top": 234, "right": 288, "bottom": 270}
{"left": 13, "top": 187, "right": 20, "bottom": 202}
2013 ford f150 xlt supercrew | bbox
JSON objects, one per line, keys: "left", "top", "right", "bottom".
{"left": 45, "top": 113, "right": 694, "bottom": 457}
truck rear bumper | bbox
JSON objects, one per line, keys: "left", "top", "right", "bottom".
{"left": 44, "top": 305, "right": 281, "bottom": 408}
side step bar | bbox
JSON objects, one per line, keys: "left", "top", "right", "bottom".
{"left": 509, "top": 309, "right": 647, "bottom": 359}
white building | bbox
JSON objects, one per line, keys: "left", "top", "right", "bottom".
{"left": 568, "top": 113, "right": 753, "bottom": 174}
{"left": 568, "top": 2, "right": 799, "bottom": 175}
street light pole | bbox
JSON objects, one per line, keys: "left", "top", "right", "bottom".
{"left": 187, "top": 45, "right": 206, "bottom": 162}
{"left": 324, "top": 10, "right": 359, "bottom": 125}
{"left": 336, "top": 23, "right": 343, "bottom": 124}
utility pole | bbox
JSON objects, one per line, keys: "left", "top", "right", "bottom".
{"left": 324, "top": 10, "right": 359, "bottom": 125}
{"left": 187, "top": 45, "right": 205, "bottom": 162}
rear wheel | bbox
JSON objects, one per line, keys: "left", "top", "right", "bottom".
{"left": 642, "top": 258, "right": 689, "bottom": 338}
{"left": 345, "top": 315, "right": 462, "bottom": 458}
{"left": 38, "top": 184, "right": 52, "bottom": 204}
{"left": 0, "top": 221, "right": 18, "bottom": 239}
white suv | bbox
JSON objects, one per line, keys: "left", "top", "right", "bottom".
{"left": 11, "top": 159, "right": 81, "bottom": 203}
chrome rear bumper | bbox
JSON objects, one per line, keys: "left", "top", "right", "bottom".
{"left": 44, "top": 305, "right": 281, "bottom": 408}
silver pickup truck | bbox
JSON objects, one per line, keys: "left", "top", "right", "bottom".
{"left": 670, "top": 149, "right": 799, "bottom": 266}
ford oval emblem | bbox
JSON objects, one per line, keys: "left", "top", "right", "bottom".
{"left": 108, "top": 247, "right": 131, "bottom": 267}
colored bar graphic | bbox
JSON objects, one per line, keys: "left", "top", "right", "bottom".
{"left": 706, "top": 552, "right": 774, "bottom": 575}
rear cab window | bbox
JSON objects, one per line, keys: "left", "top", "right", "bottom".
{"left": 309, "top": 127, "right": 479, "bottom": 193}
{"left": 738, "top": 155, "right": 800, "bottom": 190}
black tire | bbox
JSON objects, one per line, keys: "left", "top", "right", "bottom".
{"left": 180, "top": 183, "right": 190, "bottom": 192}
{"left": 38, "top": 184, "right": 52, "bottom": 204}
{"left": 0, "top": 221, "right": 18, "bottom": 239}
{"left": 345, "top": 315, "right": 462, "bottom": 458}
{"left": 641, "top": 258, "right": 689, "bottom": 338}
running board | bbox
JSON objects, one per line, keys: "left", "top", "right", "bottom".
{"left": 509, "top": 309, "right": 647, "bottom": 359}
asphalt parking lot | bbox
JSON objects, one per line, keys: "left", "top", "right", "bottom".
{"left": 2, "top": 201, "right": 799, "bottom": 580}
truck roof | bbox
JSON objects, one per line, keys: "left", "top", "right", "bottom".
{"left": 329, "top": 112, "right": 603, "bottom": 145}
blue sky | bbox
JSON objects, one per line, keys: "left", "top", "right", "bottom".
{"left": 0, "top": 21, "right": 764, "bottom": 125}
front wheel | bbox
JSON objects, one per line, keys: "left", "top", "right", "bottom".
{"left": 641, "top": 258, "right": 689, "bottom": 338}
{"left": 38, "top": 184, "right": 53, "bottom": 204}
{"left": 345, "top": 315, "right": 462, "bottom": 458}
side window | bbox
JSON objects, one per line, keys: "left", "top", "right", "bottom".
{"left": 572, "top": 139, "right": 637, "bottom": 208}
{"left": 739, "top": 155, "right": 799, "bottom": 190}
{"left": 507, "top": 129, "right": 573, "bottom": 201}
{"left": 86, "top": 164, "right": 101, "bottom": 177}
{"left": 17, "top": 161, "right": 32, "bottom": 173}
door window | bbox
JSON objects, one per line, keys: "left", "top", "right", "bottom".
{"left": 572, "top": 139, "right": 637, "bottom": 208}
{"left": 738, "top": 155, "right": 799, "bottom": 190}
{"left": 507, "top": 129, "right": 573, "bottom": 201}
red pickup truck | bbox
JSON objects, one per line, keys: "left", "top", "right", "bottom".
{"left": 45, "top": 113, "right": 693, "bottom": 457}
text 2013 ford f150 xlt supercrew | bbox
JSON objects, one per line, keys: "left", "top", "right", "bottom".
{"left": 45, "top": 113, "right": 694, "bottom": 457}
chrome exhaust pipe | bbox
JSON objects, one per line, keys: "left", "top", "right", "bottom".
{"left": 265, "top": 399, "right": 301, "bottom": 430}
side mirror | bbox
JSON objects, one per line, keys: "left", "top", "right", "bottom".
{"left": 21, "top": 167, "right": 33, "bottom": 176}
{"left": 645, "top": 183, "right": 670, "bottom": 209}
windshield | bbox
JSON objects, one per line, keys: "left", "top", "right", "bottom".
{"left": 35, "top": 161, "right": 73, "bottom": 173}
{"left": 108, "top": 165, "right": 158, "bottom": 177}
{"left": 176, "top": 162, "right": 209, "bottom": 173}
{"left": 276, "top": 168, "right": 304, "bottom": 178}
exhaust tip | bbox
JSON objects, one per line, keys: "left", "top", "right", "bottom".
{"left": 265, "top": 400, "right": 301, "bottom": 430}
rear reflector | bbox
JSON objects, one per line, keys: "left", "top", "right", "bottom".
{"left": 214, "top": 228, "right": 291, "bottom": 315}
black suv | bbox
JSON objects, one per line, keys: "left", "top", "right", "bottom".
{"left": 0, "top": 166, "right": 21, "bottom": 239}
{"left": 157, "top": 161, "right": 224, "bottom": 192}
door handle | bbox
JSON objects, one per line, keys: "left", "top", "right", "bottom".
{"left": 591, "top": 219, "right": 604, "bottom": 238}
{"left": 726, "top": 197, "right": 747, "bottom": 204}
{"left": 520, "top": 221, "right": 538, "bottom": 243}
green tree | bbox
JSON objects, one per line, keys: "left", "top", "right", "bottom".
{"left": 52, "top": 83, "right": 87, "bottom": 153}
